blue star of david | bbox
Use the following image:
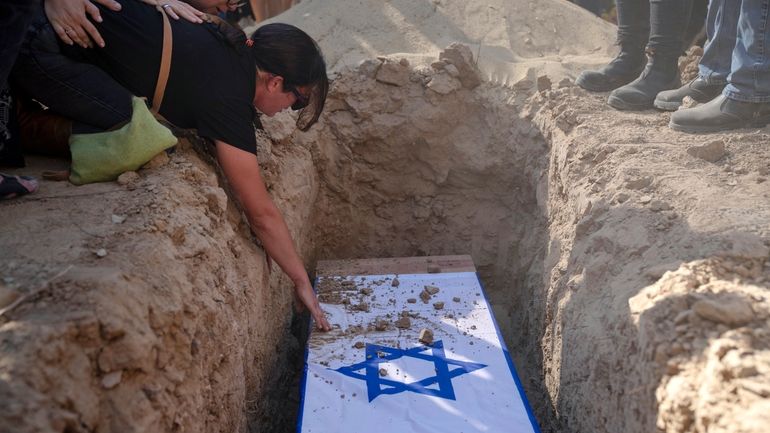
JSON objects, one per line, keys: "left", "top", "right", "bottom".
{"left": 334, "top": 340, "right": 487, "bottom": 402}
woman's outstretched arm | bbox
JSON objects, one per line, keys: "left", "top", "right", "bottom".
{"left": 215, "top": 140, "right": 331, "bottom": 331}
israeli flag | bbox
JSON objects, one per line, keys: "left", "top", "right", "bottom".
{"left": 298, "top": 266, "right": 540, "bottom": 433}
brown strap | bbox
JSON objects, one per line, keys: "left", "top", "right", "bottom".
{"left": 152, "top": 5, "right": 173, "bottom": 114}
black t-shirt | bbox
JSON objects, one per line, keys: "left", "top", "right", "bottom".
{"left": 90, "top": 0, "right": 257, "bottom": 153}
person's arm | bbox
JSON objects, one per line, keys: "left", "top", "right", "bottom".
{"left": 44, "top": 0, "right": 204, "bottom": 49}
{"left": 215, "top": 140, "right": 331, "bottom": 331}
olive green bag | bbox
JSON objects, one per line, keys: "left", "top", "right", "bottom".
{"left": 68, "top": 6, "right": 177, "bottom": 185}
{"left": 68, "top": 96, "right": 177, "bottom": 185}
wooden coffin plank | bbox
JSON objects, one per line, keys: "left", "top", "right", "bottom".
{"left": 316, "top": 255, "right": 476, "bottom": 277}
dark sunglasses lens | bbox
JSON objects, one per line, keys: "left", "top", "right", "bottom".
{"left": 291, "top": 89, "right": 308, "bottom": 110}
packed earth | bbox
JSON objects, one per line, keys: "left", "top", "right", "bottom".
{"left": 1, "top": 1, "right": 768, "bottom": 432}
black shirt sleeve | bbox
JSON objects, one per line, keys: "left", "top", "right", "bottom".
{"left": 195, "top": 94, "right": 257, "bottom": 154}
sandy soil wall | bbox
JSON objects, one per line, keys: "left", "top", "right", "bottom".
{"left": 0, "top": 138, "right": 319, "bottom": 433}
{"left": 528, "top": 84, "right": 770, "bottom": 433}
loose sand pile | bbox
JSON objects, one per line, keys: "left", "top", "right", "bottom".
{"left": 1, "top": 1, "right": 769, "bottom": 432}
{"left": 255, "top": 0, "right": 617, "bottom": 86}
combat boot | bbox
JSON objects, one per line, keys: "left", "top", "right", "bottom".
{"left": 654, "top": 78, "right": 725, "bottom": 111}
{"left": 608, "top": 51, "right": 681, "bottom": 111}
{"left": 576, "top": 43, "right": 647, "bottom": 92}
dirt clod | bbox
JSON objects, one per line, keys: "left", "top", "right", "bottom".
{"left": 395, "top": 317, "right": 411, "bottom": 329}
{"left": 419, "top": 290, "right": 432, "bottom": 303}
{"left": 419, "top": 328, "right": 434, "bottom": 346}
{"left": 687, "top": 140, "right": 726, "bottom": 163}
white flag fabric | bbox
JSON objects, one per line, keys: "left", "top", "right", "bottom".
{"left": 298, "top": 271, "right": 540, "bottom": 433}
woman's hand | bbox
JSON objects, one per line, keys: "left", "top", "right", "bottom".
{"left": 45, "top": 0, "right": 122, "bottom": 48}
{"left": 294, "top": 280, "right": 332, "bottom": 331}
{"left": 140, "top": 0, "right": 204, "bottom": 23}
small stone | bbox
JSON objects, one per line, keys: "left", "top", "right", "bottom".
{"left": 374, "top": 319, "right": 389, "bottom": 331}
{"left": 430, "top": 60, "right": 447, "bottom": 70}
{"left": 95, "top": 249, "right": 108, "bottom": 258}
{"left": 354, "top": 302, "right": 369, "bottom": 312}
{"left": 444, "top": 64, "right": 460, "bottom": 77}
{"left": 424, "top": 285, "right": 440, "bottom": 295}
{"left": 649, "top": 200, "right": 672, "bottom": 212}
{"left": 438, "top": 43, "right": 480, "bottom": 88}
{"left": 116, "top": 171, "right": 140, "bottom": 186}
{"left": 419, "top": 328, "right": 434, "bottom": 345}
{"left": 379, "top": 368, "right": 388, "bottom": 377}
{"left": 357, "top": 58, "right": 382, "bottom": 78}
{"left": 625, "top": 176, "right": 653, "bottom": 190}
{"left": 143, "top": 151, "right": 170, "bottom": 169}
{"left": 513, "top": 78, "right": 534, "bottom": 91}
{"left": 360, "top": 288, "right": 373, "bottom": 295}
{"left": 687, "top": 140, "right": 726, "bottom": 163}
{"left": 353, "top": 341, "right": 365, "bottom": 349}
{"left": 376, "top": 58, "right": 410, "bottom": 86}
{"left": 557, "top": 78, "right": 573, "bottom": 88}
{"left": 453, "top": 297, "right": 461, "bottom": 302}
{"left": 395, "top": 317, "right": 411, "bottom": 329}
{"left": 679, "top": 95, "right": 699, "bottom": 110}
{"left": 639, "top": 195, "right": 652, "bottom": 204}
{"left": 391, "top": 278, "right": 400, "bottom": 287}
{"left": 111, "top": 214, "right": 127, "bottom": 224}
{"left": 433, "top": 302, "right": 444, "bottom": 310}
{"left": 427, "top": 264, "right": 441, "bottom": 274}
{"left": 426, "top": 73, "right": 461, "bottom": 95}
{"left": 101, "top": 371, "right": 122, "bottom": 389}
{"left": 419, "top": 290, "right": 432, "bottom": 303}
{"left": 692, "top": 296, "right": 755, "bottom": 326}
{"left": 615, "top": 192, "right": 630, "bottom": 203}
{"left": 536, "top": 75, "right": 552, "bottom": 92}
{"left": 407, "top": 298, "right": 417, "bottom": 303}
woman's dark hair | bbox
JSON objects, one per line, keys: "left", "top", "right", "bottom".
{"left": 248, "top": 23, "right": 328, "bottom": 131}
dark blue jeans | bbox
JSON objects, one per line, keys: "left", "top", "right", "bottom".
{"left": 615, "top": 0, "right": 694, "bottom": 56}
{"left": 11, "top": 12, "right": 133, "bottom": 133}
{"left": 700, "top": 0, "right": 770, "bottom": 102}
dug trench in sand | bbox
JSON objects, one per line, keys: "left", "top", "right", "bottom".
{"left": 1, "top": 1, "right": 770, "bottom": 432}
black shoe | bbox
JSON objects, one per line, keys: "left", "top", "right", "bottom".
{"left": 608, "top": 54, "right": 681, "bottom": 111}
{"left": 669, "top": 94, "right": 770, "bottom": 133}
{"left": 576, "top": 49, "right": 646, "bottom": 92}
{"left": 654, "top": 78, "right": 725, "bottom": 111}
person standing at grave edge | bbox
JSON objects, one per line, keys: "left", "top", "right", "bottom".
{"left": 665, "top": 0, "right": 770, "bottom": 133}
{"left": 575, "top": 0, "right": 696, "bottom": 111}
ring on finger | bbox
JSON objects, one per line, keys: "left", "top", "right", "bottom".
{"left": 162, "top": 3, "right": 171, "bottom": 8}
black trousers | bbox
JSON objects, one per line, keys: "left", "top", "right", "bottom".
{"left": 615, "top": 0, "right": 696, "bottom": 56}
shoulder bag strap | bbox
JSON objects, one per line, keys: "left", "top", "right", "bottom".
{"left": 152, "top": 3, "right": 173, "bottom": 114}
